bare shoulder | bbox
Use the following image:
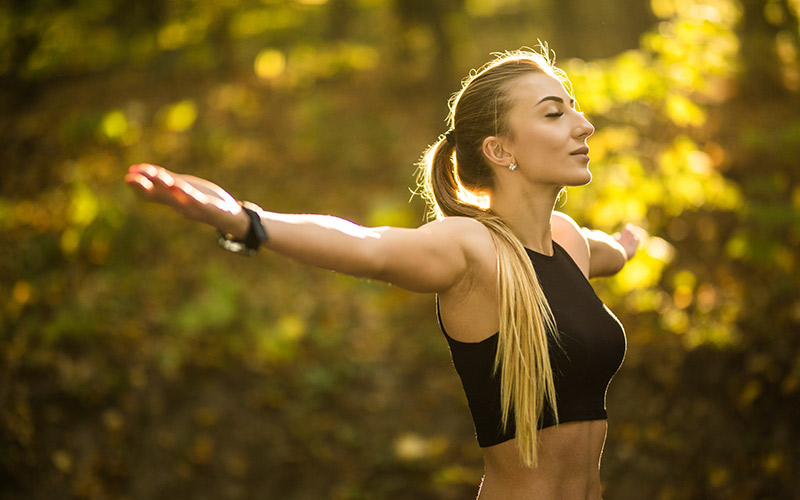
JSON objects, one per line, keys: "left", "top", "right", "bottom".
{"left": 422, "top": 214, "right": 488, "bottom": 233}
{"left": 551, "top": 211, "right": 590, "bottom": 277}
{"left": 426, "top": 215, "right": 497, "bottom": 281}
{"left": 428, "top": 216, "right": 495, "bottom": 266}
{"left": 422, "top": 215, "right": 493, "bottom": 248}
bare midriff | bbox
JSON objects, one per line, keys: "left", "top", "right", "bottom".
{"left": 476, "top": 420, "right": 608, "bottom": 500}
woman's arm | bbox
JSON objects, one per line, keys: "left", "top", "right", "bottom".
{"left": 125, "top": 164, "right": 483, "bottom": 294}
{"left": 258, "top": 212, "right": 487, "bottom": 292}
{"left": 551, "top": 211, "right": 641, "bottom": 279}
{"left": 582, "top": 224, "right": 641, "bottom": 279}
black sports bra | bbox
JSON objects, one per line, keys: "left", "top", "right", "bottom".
{"left": 439, "top": 241, "right": 626, "bottom": 447}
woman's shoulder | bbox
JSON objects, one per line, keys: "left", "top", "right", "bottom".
{"left": 424, "top": 215, "right": 497, "bottom": 269}
{"left": 551, "top": 211, "right": 590, "bottom": 277}
{"left": 423, "top": 215, "right": 493, "bottom": 243}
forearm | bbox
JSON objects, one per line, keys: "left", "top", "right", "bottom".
{"left": 583, "top": 229, "right": 628, "bottom": 278}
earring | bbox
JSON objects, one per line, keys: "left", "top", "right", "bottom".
{"left": 509, "top": 163, "right": 517, "bottom": 171}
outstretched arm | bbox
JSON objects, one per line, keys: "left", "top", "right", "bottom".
{"left": 582, "top": 224, "right": 641, "bottom": 278}
{"left": 125, "top": 164, "right": 482, "bottom": 294}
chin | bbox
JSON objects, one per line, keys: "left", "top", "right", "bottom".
{"left": 565, "top": 169, "right": 592, "bottom": 187}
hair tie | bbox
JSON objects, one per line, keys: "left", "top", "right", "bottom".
{"left": 444, "top": 129, "right": 456, "bottom": 146}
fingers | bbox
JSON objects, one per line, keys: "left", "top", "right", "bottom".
{"left": 128, "top": 163, "right": 162, "bottom": 180}
{"left": 125, "top": 172, "right": 155, "bottom": 194}
{"left": 126, "top": 164, "right": 187, "bottom": 208}
{"left": 128, "top": 165, "right": 205, "bottom": 202}
{"left": 128, "top": 163, "right": 176, "bottom": 189}
{"left": 130, "top": 163, "right": 166, "bottom": 176}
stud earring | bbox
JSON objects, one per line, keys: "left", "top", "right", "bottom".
{"left": 509, "top": 163, "right": 517, "bottom": 171}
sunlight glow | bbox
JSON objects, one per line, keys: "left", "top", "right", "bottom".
{"left": 164, "top": 100, "right": 198, "bottom": 132}
{"left": 254, "top": 48, "right": 286, "bottom": 81}
{"left": 457, "top": 186, "right": 491, "bottom": 211}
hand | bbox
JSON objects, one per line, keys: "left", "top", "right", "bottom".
{"left": 613, "top": 223, "right": 644, "bottom": 261}
{"left": 125, "top": 164, "right": 249, "bottom": 238}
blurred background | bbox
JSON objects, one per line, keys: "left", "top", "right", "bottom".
{"left": 1, "top": 0, "right": 799, "bottom": 498}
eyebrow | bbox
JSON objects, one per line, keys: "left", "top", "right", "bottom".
{"left": 536, "top": 96, "right": 575, "bottom": 106}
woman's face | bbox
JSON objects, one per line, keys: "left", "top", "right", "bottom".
{"left": 502, "top": 72, "right": 595, "bottom": 187}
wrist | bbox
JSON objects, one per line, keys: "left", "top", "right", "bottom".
{"left": 228, "top": 209, "right": 250, "bottom": 240}
{"left": 217, "top": 202, "right": 269, "bottom": 256}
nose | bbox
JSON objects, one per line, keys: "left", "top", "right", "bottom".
{"left": 575, "top": 112, "right": 595, "bottom": 139}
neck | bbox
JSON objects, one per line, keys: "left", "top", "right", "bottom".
{"left": 489, "top": 182, "right": 561, "bottom": 255}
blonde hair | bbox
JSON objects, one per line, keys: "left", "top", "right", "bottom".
{"left": 417, "top": 47, "right": 572, "bottom": 467}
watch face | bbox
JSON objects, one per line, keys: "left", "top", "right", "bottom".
{"left": 217, "top": 231, "right": 257, "bottom": 256}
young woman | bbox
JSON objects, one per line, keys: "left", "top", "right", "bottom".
{"left": 126, "top": 49, "right": 640, "bottom": 500}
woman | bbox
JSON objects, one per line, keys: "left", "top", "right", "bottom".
{"left": 126, "top": 49, "right": 640, "bottom": 499}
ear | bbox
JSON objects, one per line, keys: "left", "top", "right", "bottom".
{"left": 482, "top": 136, "right": 514, "bottom": 169}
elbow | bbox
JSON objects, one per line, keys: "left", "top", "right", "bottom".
{"left": 611, "top": 251, "right": 628, "bottom": 275}
{"left": 609, "top": 246, "right": 628, "bottom": 274}
{"left": 345, "top": 239, "right": 389, "bottom": 281}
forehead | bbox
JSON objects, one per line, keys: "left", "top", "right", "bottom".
{"left": 505, "top": 72, "right": 571, "bottom": 104}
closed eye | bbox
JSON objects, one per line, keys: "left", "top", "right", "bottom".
{"left": 545, "top": 111, "right": 564, "bottom": 118}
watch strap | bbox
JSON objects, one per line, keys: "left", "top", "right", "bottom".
{"left": 217, "top": 201, "right": 268, "bottom": 256}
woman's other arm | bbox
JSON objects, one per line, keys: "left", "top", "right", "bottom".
{"left": 551, "top": 211, "right": 641, "bottom": 279}
{"left": 582, "top": 224, "right": 641, "bottom": 278}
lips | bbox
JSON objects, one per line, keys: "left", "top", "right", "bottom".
{"left": 570, "top": 146, "right": 590, "bottom": 155}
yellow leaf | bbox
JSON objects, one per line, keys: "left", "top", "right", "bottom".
{"left": 254, "top": 49, "right": 286, "bottom": 81}
{"left": 100, "top": 110, "right": 128, "bottom": 140}
{"left": 665, "top": 94, "right": 706, "bottom": 127}
{"left": 69, "top": 181, "right": 99, "bottom": 227}
{"left": 164, "top": 100, "right": 197, "bottom": 132}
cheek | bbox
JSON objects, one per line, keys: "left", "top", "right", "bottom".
{"left": 540, "top": 126, "right": 570, "bottom": 149}
{"left": 520, "top": 127, "right": 563, "bottom": 159}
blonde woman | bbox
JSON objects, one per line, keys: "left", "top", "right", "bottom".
{"left": 126, "top": 49, "right": 640, "bottom": 500}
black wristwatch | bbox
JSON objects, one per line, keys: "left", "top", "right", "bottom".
{"left": 217, "top": 201, "right": 269, "bottom": 256}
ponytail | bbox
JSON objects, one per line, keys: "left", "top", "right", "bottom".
{"left": 419, "top": 136, "right": 488, "bottom": 221}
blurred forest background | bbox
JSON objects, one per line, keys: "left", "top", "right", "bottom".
{"left": 2, "top": 0, "right": 799, "bottom": 498}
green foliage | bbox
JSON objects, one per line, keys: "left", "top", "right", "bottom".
{"left": 2, "top": 0, "right": 800, "bottom": 499}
